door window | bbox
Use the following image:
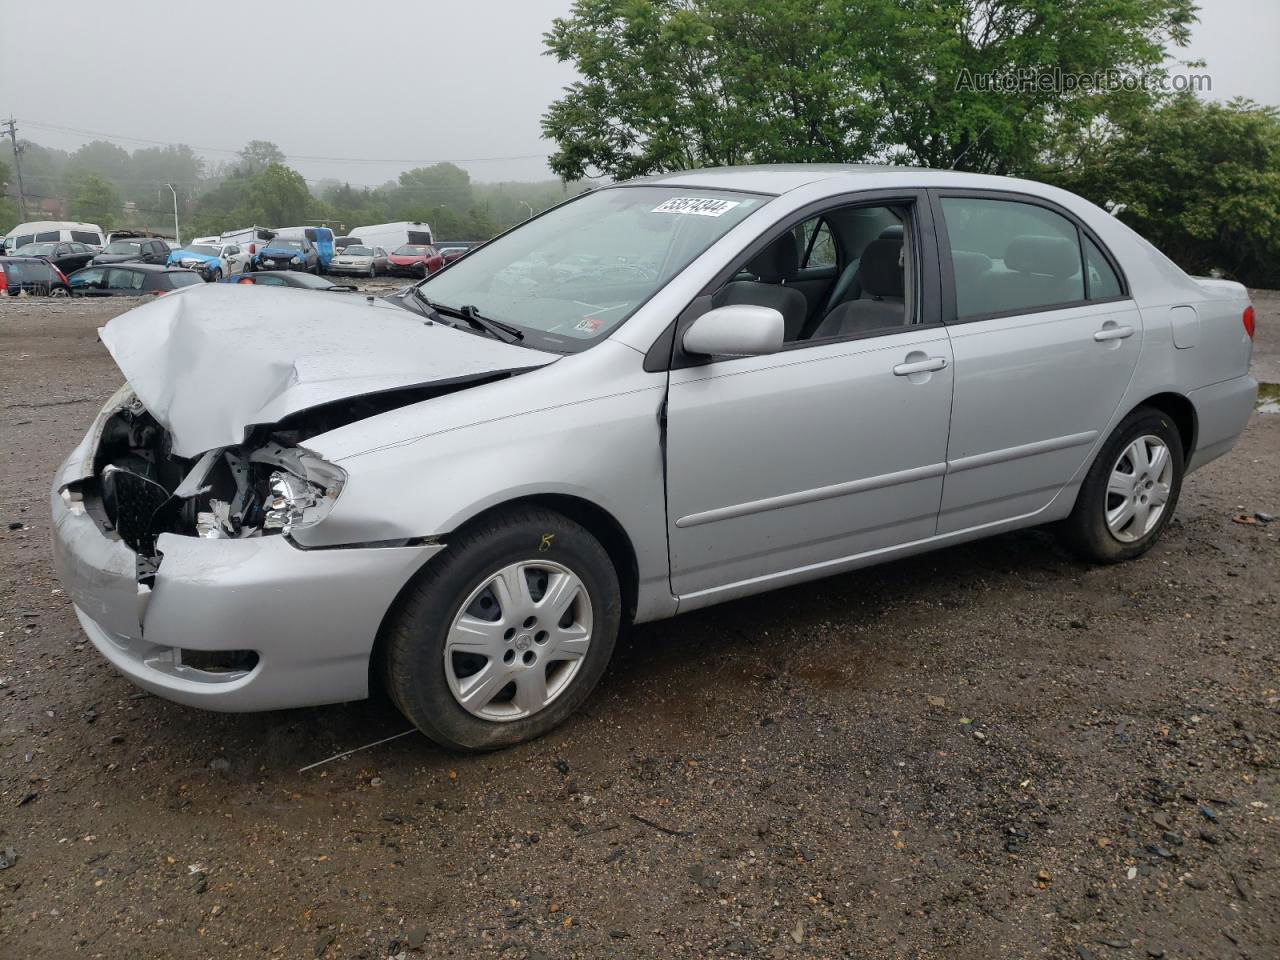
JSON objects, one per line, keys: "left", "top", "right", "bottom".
{"left": 35, "top": 231, "right": 59, "bottom": 243}
{"left": 106, "top": 268, "right": 146, "bottom": 291}
{"left": 940, "top": 197, "right": 1085, "bottom": 318}
{"left": 70, "top": 267, "right": 106, "bottom": 290}
{"left": 1084, "top": 236, "right": 1123, "bottom": 299}
{"left": 711, "top": 203, "right": 915, "bottom": 345}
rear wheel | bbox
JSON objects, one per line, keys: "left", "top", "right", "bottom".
{"left": 1058, "top": 407, "right": 1184, "bottom": 563}
{"left": 49, "top": 286, "right": 68, "bottom": 298}
{"left": 382, "top": 506, "right": 621, "bottom": 751}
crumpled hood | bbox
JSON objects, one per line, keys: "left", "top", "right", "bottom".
{"left": 98, "top": 283, "right": 556, "bottom": 457}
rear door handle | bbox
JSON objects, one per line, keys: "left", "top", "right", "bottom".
{"left": 893, "top": 357, "right": 948, "bottom": 376}
{"left": 1094, "top": 324, "right": 1134, "bottom": 342}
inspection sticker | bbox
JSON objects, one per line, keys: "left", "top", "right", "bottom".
{"left": 652, "top": 197, "right": 741, "bottom": 217}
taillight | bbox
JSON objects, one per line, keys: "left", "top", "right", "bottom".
{"left": 0, "top": 269, "right": 7, "bottom": 293}
{"left": 55, "top": 268, "right": 69, "bottom": 286}
{"left": 1243, "top": 305, "right": 1256, "bottom": 339}
{"left": 249, "top": 243, "right": 256, "bottom": 255}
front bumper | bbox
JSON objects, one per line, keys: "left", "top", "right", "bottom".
{"left": 328, "top": 263, "right": 372, "bottom": 274}
{"left": 386, "top": 263, "right": 427, "bottom": 276}
{"left": 51, "top": 443, "right": 443, "bottom": 712}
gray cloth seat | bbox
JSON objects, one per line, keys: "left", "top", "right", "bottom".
{"left": 712, "top": 234, "right": 808, "bottom": 341}
{"left": 819, "top": 224, "right": 903, "bottom": 318}
{"left": 977, "top": 235, "right": 1081, "bottom": 314}
{"left": 811, "top": 237, "right": 906, "bottom": 339}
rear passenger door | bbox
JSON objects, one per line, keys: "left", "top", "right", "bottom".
{"left": 931, "top": 191, "right": 1142, "bottom": 534}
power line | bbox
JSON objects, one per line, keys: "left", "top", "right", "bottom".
{"left": 16, "top": 119, "right": 548, "bottom": 168}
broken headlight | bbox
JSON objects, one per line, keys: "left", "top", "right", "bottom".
{"left": 261, "top": 454, "right": 346, "bottom": 534}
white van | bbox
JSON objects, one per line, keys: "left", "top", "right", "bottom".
{"left": 349, "top": 221, "right": 433, "bottom": 251}
{"left": 218, "top": 225, "right": 275, "bottom": 257}
{"left": 3, "top": 221, "right": 106, "bottom": 254}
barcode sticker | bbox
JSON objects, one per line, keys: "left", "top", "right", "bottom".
{"left": 651, "top": 197, "right": 741, "bottom": 218}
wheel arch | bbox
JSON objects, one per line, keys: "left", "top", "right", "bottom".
{"left": 1129, "top": 391, "right": 1197, "bottom": 460}
{"left": 367, "top": 493, "right": 642, "bottom": 697}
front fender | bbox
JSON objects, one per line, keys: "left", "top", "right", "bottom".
{"left": 293, "top": 346, "right": 673, "bottom": 620}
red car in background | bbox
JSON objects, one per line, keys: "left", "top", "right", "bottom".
{"left": 386, "top": 244, "right": 445, "bottom": 278}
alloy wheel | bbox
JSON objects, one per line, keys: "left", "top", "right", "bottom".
{"left": 443, "top": 560, "right": 593, "bottom": 722}
{"left": 1105, "top": 434, "right": 1173, "bottom": 543}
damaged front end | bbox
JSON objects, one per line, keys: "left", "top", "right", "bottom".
{"left": 78, "top": 388, "right": 346, "bottom": 582}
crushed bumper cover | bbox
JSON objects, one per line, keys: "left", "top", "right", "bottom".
{"left": 52, "top": 474, "right": 443, "bottom": 712}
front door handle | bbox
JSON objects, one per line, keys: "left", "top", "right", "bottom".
{"left": 893, "top": 356, "right": 948, "bottom": 376}
{"left": 1094, "top": 324, "right": 1134, "bottom": 342}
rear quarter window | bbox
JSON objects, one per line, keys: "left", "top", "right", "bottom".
{"left": 164, "top": 272, "right": 204, "bottom": 289}
{"left": 70, "top": 231, "right": 100, "bottom": 245}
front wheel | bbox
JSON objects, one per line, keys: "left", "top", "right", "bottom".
{"left": 1058, "top": 406, "right": 1184, "bottom": 563}
{"left": 381, "top": 506, "right": 621, "bottom": 751}
{"left": 209, "top": 268, "right": 222, "bottom": 283}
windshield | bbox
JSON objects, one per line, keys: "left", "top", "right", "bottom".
{"left": 269, "top": 238, "right": 304, "bottom": 250}
{"left": 182, "top": 245, "right": 220, "bottom": 256}
{"left": 15, "top": 243, "right": 57, "bottom": 256}
{"left": 105, "top": 241, "right": 142, "bottom": 254}
{"left": 395, "top": 245, "right": 430, "bottom": 255}
{"left": 343, "top": 245, "right": 373, "bottom": 256}
{"left": 416, "top": 187, "right": 763, "bottom": 351}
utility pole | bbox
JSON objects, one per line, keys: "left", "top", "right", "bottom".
{"left": 3, "top": 116, "right": 29, "bottom": 220}
{"left": 162, "top": 183, "right": 179, "bottom": 245}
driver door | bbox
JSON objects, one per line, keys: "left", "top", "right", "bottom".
{"left": 664, "top": 193, "right": 954, "bottom": 602}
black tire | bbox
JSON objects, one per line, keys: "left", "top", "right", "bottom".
{"left": 381, "top": 506, "right": 621, "bottom": 751}
{"left": 1058, "top": 406, "right": 1185, "bottom": 563}
{"left": 209, "top": 268, "right": 222, "bottom": 283}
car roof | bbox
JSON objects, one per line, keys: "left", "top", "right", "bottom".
{"left": 97, "top": 263, "right": 192, "bottom": 273}
{"left": 628, "top": 163, "right": 1073, "bottom": 197}
{"left": 1, "top": 257, "right": 57, "bottom": 265}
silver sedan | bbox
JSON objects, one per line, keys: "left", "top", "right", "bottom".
{"left": 51, "top": 165, "right": 1258, "bottom": 750}
{"left": 327, "top": 244, "right": 388, "bottom": 277}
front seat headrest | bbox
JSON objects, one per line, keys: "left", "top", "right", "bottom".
{"left": 857, "top": 238, "right": 905, "bottom": 299}
{"left": 746, "top": 234, "right": 799, "bottom": 283}
{"left": 878, "top": 224, "right": 904, "bottom": 240}
{"left": 1004, "top": 235, "right": 1079, "bottom": 278}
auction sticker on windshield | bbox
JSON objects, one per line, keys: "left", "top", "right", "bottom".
{"left": 652, "top": 197, "right": 742, "bottom": 217}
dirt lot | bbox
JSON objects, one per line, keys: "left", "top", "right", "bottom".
{"left": 1, "top": 288, "right": 1277, "bottom": 960}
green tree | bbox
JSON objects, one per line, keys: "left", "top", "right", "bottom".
{"left": 1043, "top": 95, "right": 1280, "bottom": 287}
{"left": 236, "top": 162, "right": 312, "bottom": 226}
{"left": 542, "top": 0, "right": 1198, "bottom": 180}
{"left": 67, "top": 172, "right": 121, "bottom": 229}
{"left": 237, "top": 140, "right": 287, "bottom": 176}
{"left": 0, "top": 159, "right": 18, "bottom": 232}
{"left": 396, "top": 163, "right": 474, "bottom": 212}
{"left": 65, "top": 140, "right": 132, "bottom": 186}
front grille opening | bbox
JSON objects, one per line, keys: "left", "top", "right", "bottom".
{"left": 178, "top": 649, "right": 260, "bottom": 674}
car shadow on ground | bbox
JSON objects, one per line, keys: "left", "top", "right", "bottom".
{"left": 119, "top": 525, "right": 1077, "bottom": 783}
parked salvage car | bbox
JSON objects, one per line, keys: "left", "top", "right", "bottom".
{"left": 439, "top": 242, "right": 479, "bottom": 265}
{"left": 386, "top": 243, "right": 444, "bottom": 278}
{"left": 1, "top": 256, "right": 70, "bottom": 296}
{"left": 13, "top": 240, "right": 96, "bottom": 274}
{"left": 221, "top": 271, "right": 356, "bottom": 292}
{"left": 167, "top": 242, "right": 250, "bottom": 280}
{"left": 254, "top": 235, "right": 319, "bottom": 273}
{"left": 92, "top": 237, "right": 172, "bottom": 267}
{"left": 51, "top": 166, "right": 1257, "bottom": 752}
{"left": 328, "top": 244, "right": 389, "bottom": 277}
{"left": 67, "top": 263, "right": 204, "bottom": 297}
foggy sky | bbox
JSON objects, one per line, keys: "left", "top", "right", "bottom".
{"left": 1, "top": 0, "right": 1274, "bottom": 187}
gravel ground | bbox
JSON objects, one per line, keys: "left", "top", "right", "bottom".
{"left": 0, "top": 287, "right": 1277, "bottom": 960}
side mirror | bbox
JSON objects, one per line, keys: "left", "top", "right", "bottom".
{"left": 682, "top": 304, "right": 785, "bottom": 358}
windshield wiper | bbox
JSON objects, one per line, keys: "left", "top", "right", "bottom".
{"left": 413, "top": 292, "right": 523, "bottom": 343}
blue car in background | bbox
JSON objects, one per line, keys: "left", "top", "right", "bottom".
{"left": 265, "top": 226, "right": 335, "bottom": 272}
{"left": 165, "top": 241, "right": 249, "bottom": 281}
{"left": 253, "top": 234, "right": 320, "bottom": 273}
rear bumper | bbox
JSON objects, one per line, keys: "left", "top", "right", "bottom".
{"left": 52, "top": 460, "right": 444, "bottom": 712}
{"left": 1187, "top": 375, "right": 1258, "bottom": 472}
